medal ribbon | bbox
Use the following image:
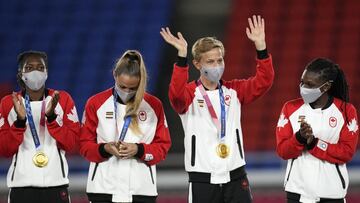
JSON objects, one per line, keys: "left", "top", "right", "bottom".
{"left": 113, "top": 88, "right": 132, "bottom": 141}
{"left": 196, "top": 80, "right": 226, "bottom": 140}
{"left": 24, "top": 94, "right": 46, "bottom": 151}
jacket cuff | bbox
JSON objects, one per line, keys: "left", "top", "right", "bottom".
{"left": 257, "top": 49, "right": 268, "bottom": 59}
{"left": 295, "top": 131, "right": 307, "bottom": 145}
{"left": 98, "top": 143, "right": 112, "bottom": 158}
{"left": 134, "top": 143, "right": 144, "bottom": 159}
{"left": 176, "top": 56, "right": 187, "bottom": 67}
{"left": 14, "top": 117, "right": 27, "bottom": 128}
{"left": 306, "top": 137, "right": 318, "bottom": 150}
{"left": 46, "top": 113, "right": 57, "bottom": 123}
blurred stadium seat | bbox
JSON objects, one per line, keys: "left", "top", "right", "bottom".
{"left": 0, "top": 0, "right": 172, "bottom": 115}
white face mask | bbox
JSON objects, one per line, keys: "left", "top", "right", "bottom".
{"left": 200, "top": 66, "right": 224, "bottom": 83}
{"left": 115, "top": 84, "right": 136, "bottom": 103}
{"left": 299, "top": 82, "right": 327, "bottom": 104}
{"left": 21, "top": 70, "right": 48, "bottom": 91}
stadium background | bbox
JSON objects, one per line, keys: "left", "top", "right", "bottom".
{"left": 0, "top": 0, "right": 359, "bottom": 202}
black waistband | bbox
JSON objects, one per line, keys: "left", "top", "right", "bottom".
{"left": 188, "top": 166, "right": 247, "bottom": 183}
{"left": 11, "top": 184, "right": 68, "bottom": 190}
{"left": 87, "top": 193, "right": 157, "bottom": 202}
{"left": 286, "top": 192, "right": 344, "bottom": 202}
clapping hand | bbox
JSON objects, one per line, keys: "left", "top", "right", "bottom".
{"left": 46, "top": 91, "right": 60, "bottom": 117}
{"left": 12, "top": 92, "right": 26, "bottom": 120}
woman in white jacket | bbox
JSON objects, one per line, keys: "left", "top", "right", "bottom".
{"left": 0, "top": 50, "right": 80, "bottom": 203}
{"left": 276, "top": 58, "right": 359, "bottom": 203}
{"left": 80, "top": 50, "right": 171, "bottom": 203}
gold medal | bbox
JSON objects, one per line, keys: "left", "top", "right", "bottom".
{"left": 216, "top": 143, "right": 229, "bottom": 158}
{"left": 33, "top": 151, "right": 49, "bottom": 168}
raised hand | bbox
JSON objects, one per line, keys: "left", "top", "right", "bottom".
{"left": 12, "top": 92, "right": 26, "bottom": 120}
{"left": 46, "top": 91, "right": 59, "bottom": 117}
{"left": 246, "top": 15, "right": 266, "bottom": 50}
{"left": 160, "top": 27, "right": 188, "bottom": 57}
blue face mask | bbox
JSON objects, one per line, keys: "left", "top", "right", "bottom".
{"left": 299, "top": 82, "right": 327, "bottom": 104}
{"left": 200, "top": 66, "right": 225, "bottom": 82}
{"left": 115, "top": 84, "right": 136, "bottom": 103}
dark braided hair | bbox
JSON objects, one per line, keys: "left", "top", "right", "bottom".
{"left": 306, "top": 57, "right": 350, "bottom": 123}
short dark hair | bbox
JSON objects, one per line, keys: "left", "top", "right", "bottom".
{"left": 17, "top": 50, "right": 48, "bottom": 71}
{"left": 16, "top": 50, "right": 48, "bottom": 90}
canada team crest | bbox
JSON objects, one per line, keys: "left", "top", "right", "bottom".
{"left": 138, "top": 111, "right": 147, "bottom": 121}
{"left": 329, "top": 117, "right": 337, "bottom": 128}
{"left": 224, "top": 95, "right": 231, "bottom": 106}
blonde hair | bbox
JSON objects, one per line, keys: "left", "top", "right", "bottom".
{"left": 113, "top": 50, "right": 147, "bottom": 135}
{"left": 191, "top": 37, "right": 225, "bottom": 62}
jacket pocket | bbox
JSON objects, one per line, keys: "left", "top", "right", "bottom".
{"left": 57, "top": 148, "right": 65, "bottom": 178}
{"left": 286, "top": 159, "right": 295, "bottom": 183}
{"left": 236, "top": 129, "right": 243, "bottom": 159}
{"left": 191, "top": 135, "right": 196, "bottom": 166}
{"left": 148, "top": 166, "right": 155, "bottom": 184}
{"left": 335, "top": 164, "right": 346, "bottom": 189}
{"left": 91, "top": 163, "right": 99, "bottom": 181}
{"left": 11, "top": 153, "right": 18, "bottom": 181}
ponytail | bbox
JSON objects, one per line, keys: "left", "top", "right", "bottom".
{"left": 113, "top": 50, "right": 148, "bottom": 135}
{"left": 329, "top": 65, "right": 349, "bottom": 102}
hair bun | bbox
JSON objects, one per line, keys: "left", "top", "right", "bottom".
{"left": 126, "top": 51, "right": 141, "bottom": 62}
{"left": 128, "top": 54, "right": 139, "bottom": 62}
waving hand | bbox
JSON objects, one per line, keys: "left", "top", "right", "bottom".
{"left": 160, "top": 27, "right": 188, "bottom": 57}
{"left": 246, "top": 15, "right": 266, "bottom": 50}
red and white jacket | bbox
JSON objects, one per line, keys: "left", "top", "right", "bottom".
{"left": 0, "top": 89, "right": 80, "bottom": 188}
{"left": 80, "top": 88, "right": 171, "bottom": 202}
{"left": 276, "top": 98, "right": 359, "bottom": 201}
{"left": 169, "top": 56, "right": 274, "bottom": 184}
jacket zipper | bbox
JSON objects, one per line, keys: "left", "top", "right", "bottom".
{"left": 91, "top": 163, "right": 99, "bottom": 181}
{"left": 236, "top": 129, "right": 243, "bottom": 159}
{"left": 191, "top": 135, "right": 196, "bottom": 166}
{"left": 335, "top": 164, "right": 346, "bottom": 189}
{"left": 57, "top": 148, "right": 65, "bottom": 178}
{"left": 286, "top": 158, "right": 295, "bottom": 182}
{"left": 11, "top": 153, "right": 18, "bottom": 181}
{"left": 148, "top": 166, "right": 155, "bottom": 184}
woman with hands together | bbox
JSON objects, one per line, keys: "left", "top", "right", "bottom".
{"left": 79, "top": 50, "right": 171, "bottom": 203}
{"left": 276, "top": 58, "right": 358, "bottom": 202}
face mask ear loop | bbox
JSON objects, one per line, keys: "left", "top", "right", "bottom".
{"left": 21, "top": 62, "right": 27, "bottom": 75}
{"left": 21, "top": 66, "right": 27, "bottom": 81}
{"left": 319, "top": 80, "right": 332, "bottom": 93}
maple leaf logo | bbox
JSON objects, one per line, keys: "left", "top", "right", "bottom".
{"left": 67, "top": 107, "right": 79, "bottom": 123}
{"left": 347, "top": 118, "right": 358, "bottom": 133}
{"left": 277, "top": 113, "right": 288, "bottom": 129}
